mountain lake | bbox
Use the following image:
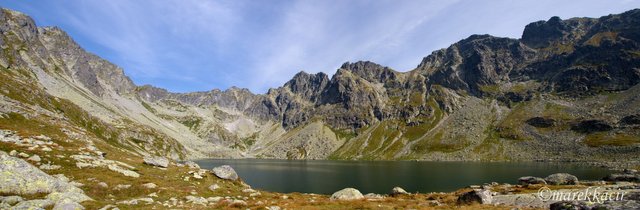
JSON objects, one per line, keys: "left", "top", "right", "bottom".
{"left": 195, "top": 159, "right": 612, "bottom": 194}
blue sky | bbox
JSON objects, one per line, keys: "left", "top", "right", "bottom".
{"left": 2, "top": 1, "right": 640, "bottom": 93}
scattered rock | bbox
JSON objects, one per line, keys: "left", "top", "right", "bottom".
{"left": 97, "top": 182, "right": 108, "bottom": 188}
{"left": 330, "top": 188, "right": 364, "bottom": 200}
{"left": 391, "top": 186, "right": 410, "bottom": 195}
{"left": 117, "top": 197, "right": 153, "bottom": 205}
{"left": 266, "top": 206, "right": 281, "bottom": 210}
{"left": 518, "top": 176, "right": 547, "bottom": 185}
{"left": 207, "top": 196, "right": 222, "bottom": 203}
{"left": 143, "top": 156, "right": 169, "bottom": 168}
{"left": 185, "top": 196, "right": 207, "bottom": 205}
{"left": 184, "top": 161, "right": 200, "bottom": 169}
{"left": 526, "top": 117, "right": 556, "bottom": 128}
{"left": 457, "top": 189, "right": 493, "bottom": 204}
{"left": 9, "top": 150, "right": 17, "bottom": 156}
{"left": 545, "top": 173, "right": 579, "bottom": 185}
{"left": 604, "top": 173, "right": 639, "bottom": 182}
{"left": 242, "top": 188, "right": 257, "bottom": 193}
{"left": 18, "top": 152, "right": 29, "bottom": 158}
{"left": 142, "top": 183, "right": 157, "bottom": 189}
{"left": 208, "top": 184, "right": 220, "bottom": 191}
{"left": 39, "top": 163, "right": 62, "bottom": 170}
{"left": 228, "top": 199, "right": 247, "bottom": 207}
{"left": 249, "top": 192, "right": 261, "bottom": 197}
{"left": 115, "top": 184, "right": 131, "bottom": 190}
{"left": 211, "top": 165, "right": 239, "bottom": 181}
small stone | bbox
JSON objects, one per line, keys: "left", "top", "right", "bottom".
{"left": 391, "top": 186, "right": 409, "bottom": 195}
{"left": 142, "top": 183, "right": 157, "bottom": 189}
{"left": 185, "top": 196, "right": 207, "bottom": 205}
{"left": 364, "top": 193, "right": 384, "bottom": 199}
{"left": 242, "top": 188, "right": 256, "bottom": 193}
{"left": 330, "top": 188, "right": 364, "bottom": 200}
{"left": 97, "top": 182, "right": 108, "bottom": 188}
{"left": 266, "top": 206, "right": 281, "bottom": 210}
{"left": 184, "top": 161, "right": 200, "bottom": 169}
{"left": 208, "top": 184, "right": 220, "bottom": 191}
{"left": 206, "top": 196, "right": 223, "bottom": 203}
{"left": 9, "top": 150, "right": 17, "bottom": 156}
{"left": 228, "top": 199, "right": 247, "bottom": 207}
{"left": 115, "top": 184, "right": 131, "bottom": 190}
{"left": 18, "top": 152, "right": 29, "bottom": 158}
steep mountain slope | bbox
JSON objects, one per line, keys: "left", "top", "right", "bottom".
{"left": 1, "top": 8, "right": 639, "bottom": 161}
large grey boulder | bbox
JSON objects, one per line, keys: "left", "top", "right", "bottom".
{"left": 545, "top": 173, "right": 578, "bottom": 185}
{"left": 457, "top": 189, "right": 493, "bottom": 204}
{"left": 143, "top": 156, "right": 169, "bottom": 168}
{"left": 518, "top": 176, "right": 547, "bottom": 185}
{"left": 0, "top": 151, "right": 79, "bottom": 194}
{"left": 330, "top": 188, "right": 364, "bottom": 200}
{"left": 211, "top": 165, "right": 239, "bottom": 181}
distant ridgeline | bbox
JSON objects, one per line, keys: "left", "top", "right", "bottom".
{"left": 1, "top": 7, "right": 639, "bottom": 161}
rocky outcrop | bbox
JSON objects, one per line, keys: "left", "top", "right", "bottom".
{"left": 0, "top": 151, "right": 90, "bottom": 209}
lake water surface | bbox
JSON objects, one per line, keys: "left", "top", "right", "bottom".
{"left": 195, "top": 159, "right": 611, "bottom": 195}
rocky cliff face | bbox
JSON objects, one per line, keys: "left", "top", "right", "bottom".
{"left": 1, "top": 8, "right": 639, "bottom": 161}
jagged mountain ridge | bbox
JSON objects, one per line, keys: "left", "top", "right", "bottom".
{"left": 1, "top": 8, "right": 639, "bottom": 160}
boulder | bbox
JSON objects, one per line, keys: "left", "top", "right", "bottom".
{"left": 545, "top": 173, "right": 578, "bottom": 185}
{"left": 330, "top": 188, "right": 364, "bottom": 200}
{"left": 518, "top": 176, "right": 547, "bottom": 185}
{"left": 391, "top": 186, "right": 409, "bottom": 195}
{"left": 571, "top": 120, "right": 613, "bottom": 133}
{"left": 143, "top": 156, "right": 169, "bottom": 168}
{"left": 457, "top": 189, "right": 493, "bottom": 204}
{"left": 526, "top": 117, "right": 556, "bottom": 128}
{"left": 211, "top": 165, "right": 239, "bottom": 181}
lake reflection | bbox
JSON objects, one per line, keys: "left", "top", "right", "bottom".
{"left": 195, "top": 159, "right": 611, "bottom": 194}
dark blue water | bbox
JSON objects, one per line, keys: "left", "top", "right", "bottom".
{"left": 195, "top": 159, "right": 611, "bottom": 195}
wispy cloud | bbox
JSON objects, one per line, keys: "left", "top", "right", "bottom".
{"left": 2, "top": 0, "right": 640, "bottom": 93}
